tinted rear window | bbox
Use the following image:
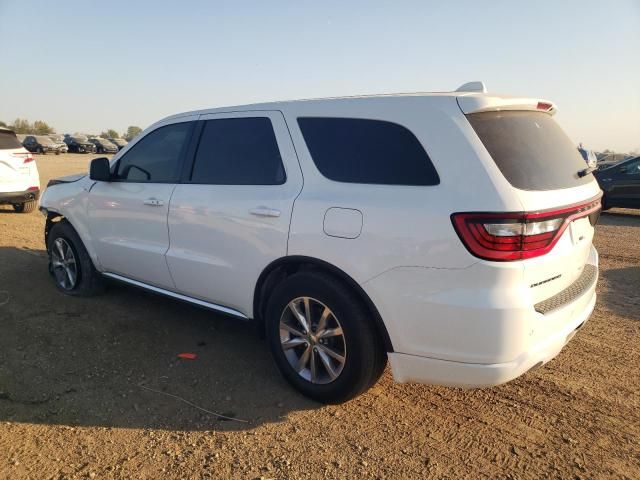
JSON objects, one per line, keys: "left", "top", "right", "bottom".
{"left": 467, "top": 111, "right": 592, "bottom": 191}
{"left": 0, "top": 130, "right": 23, "bottom": 149}
{"left": 190, "top": 117, "right": 285, "bottom": 185}
{"left": 297, "top": 117, "right": 439, "bottom": 186}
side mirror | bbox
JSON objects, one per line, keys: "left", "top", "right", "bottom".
{"left": 89, "top": 157, "right": 111, "bottom": 181}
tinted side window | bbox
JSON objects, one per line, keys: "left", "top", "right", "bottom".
{"left": 623, "top": 159, "right": 640, "bottom": 175}
{"left": 114, "top": 122, "right": 192, "bottom": 182}
{"left": 297, "top": 117, "right": 439, "bottom": 186}
{"left": 190, "top": 117, "right": 285, "bottom": 185}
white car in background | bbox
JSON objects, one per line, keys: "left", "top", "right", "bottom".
{"left": 40, "top": 83, "right": 601, "bottom": 403}
{"left": 0, "top": 127, "right": 40, "bottom": 213}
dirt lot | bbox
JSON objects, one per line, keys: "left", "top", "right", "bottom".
{"left": 0, "top": 153, "right": 638, "bottom": 479}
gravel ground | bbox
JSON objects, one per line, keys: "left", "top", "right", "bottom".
{"left": 0, "top": 153, "right": 638, "bottom": 479}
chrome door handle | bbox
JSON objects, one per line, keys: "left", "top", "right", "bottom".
{"left": 249, "top": 206, "right": 281, "bottom": 218}
{"left": 143, "top": 198, "right": 164, "bottom": 206}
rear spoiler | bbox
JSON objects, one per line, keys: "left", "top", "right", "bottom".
{"left": 457, "top": 95, "right": 557, "bottom": 116}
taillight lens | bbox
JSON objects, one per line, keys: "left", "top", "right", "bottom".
{"left": 10, "top": 152, "right": 34, "bottom": 163}
{"left": 451, "top": 196, "right": 602, "bottom": 261}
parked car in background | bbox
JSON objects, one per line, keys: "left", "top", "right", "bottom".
{"left": 89, "top": 137, "right": 118, "bottom": 154}
{"left": 16, "top": 134, "right": 26, "bottom": 144}
{"left": 108, "top": 137, "right": 128, "bottom": 151}
{"left": 23, "top": 135, "right": 61, "bottom": 154}
{"left": 49, "top": 134, "right": 69, "bottom": 154}
{"left": 64, "top": 134, "right": 97, "bottom": 153}
{"left": 0, "top": 127, "right": 40, "bottom": 213}
{"left": 597, "top": 152, "right": 631, "bottom": 164}
{"left": 40, "top": 83, "right": 601, "bottom": 403}
{"left": 594, "top": 156, "right": 640, "bottom": 210}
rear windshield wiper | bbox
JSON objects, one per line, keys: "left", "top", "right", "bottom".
{"left": 578, "top": 165, "right": 597, "bottom": 177}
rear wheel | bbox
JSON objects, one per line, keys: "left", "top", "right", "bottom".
{"left": 12, "top": 200, "right": 37, "bottom": 213}
{"left": 266, "top": 271, "right": 386, "bottom": 403}
{"left": 47, "top": 221, "right": 105, "bottom": 296}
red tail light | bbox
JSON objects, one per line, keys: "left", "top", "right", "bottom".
{"left": 451, "top": 196, "right": 602, "bottom": 261}
{"left": 10, "top": 152, "right": 34, "bottom": 163}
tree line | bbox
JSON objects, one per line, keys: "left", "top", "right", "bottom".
{"left": 0, "top": 119, "right": 143, "bottom": 141}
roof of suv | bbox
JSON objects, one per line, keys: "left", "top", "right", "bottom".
{"left": 158, "top": 82, "right": 556, "bottom": 125}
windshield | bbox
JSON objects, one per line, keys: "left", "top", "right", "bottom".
{"left": 466, "top": 111, "right": 593, "bottom": 191}
{"left": 73, "top": 135, "right": 89, "bottom": 143}
{"left": 111, "top": 138, "right": 126, "bottom": 145}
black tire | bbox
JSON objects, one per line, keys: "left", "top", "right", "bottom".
{"left": 12, "top": 200, "right": 37, "bottom": 213}
{"left": 47, "top": 221, "right": 105, "bottom": 296}
{"left": 265, "top": 271, "right": 386, "bottom": 403}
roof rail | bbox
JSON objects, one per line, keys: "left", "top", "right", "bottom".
{"left": 455, "top": 81, "right": 487, "bottom": 93}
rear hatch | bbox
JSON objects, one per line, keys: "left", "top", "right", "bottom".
{"left": 0, "top": 129, "right": 35, "bottom": 192}
{"left": 457, "top": 96, "right": 601, "bottom": 305}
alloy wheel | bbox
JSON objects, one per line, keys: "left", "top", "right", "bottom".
{"left": 279, "top": 297, "right": 346, "bottom": 384}
{"left": 51, "top": 238, "right": 78, "bottom": 290}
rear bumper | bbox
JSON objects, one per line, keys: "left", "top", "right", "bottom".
{"left": 366, "top": 245, "right": 599, "bottom": 388}
{"left": 388, "top": 288, "right": 595, "bottom": 387}
{"left": 0, "top": 189, "right": 40, "bottom": 204}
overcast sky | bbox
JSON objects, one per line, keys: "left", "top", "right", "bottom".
{"left": 1, "top": 0, "right": 638, "bottom": 152}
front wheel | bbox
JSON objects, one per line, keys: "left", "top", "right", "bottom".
{"left": 47, "top": 221, "right": 105, "bottom": 296}
{"left": 266, "top": 271, "right": 386, "bottom": 403}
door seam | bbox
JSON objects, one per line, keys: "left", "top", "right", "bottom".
{"left": 163, "top": 183, "right": 179, "bottom": 289}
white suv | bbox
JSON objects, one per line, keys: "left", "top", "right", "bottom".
{"left": 0, "top": 127, "right": 40, "bottom": 213}
{"left": 40, "top": 83, "right": 601, "bottom": 403}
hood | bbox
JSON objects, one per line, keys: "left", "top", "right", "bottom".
{"left": 47, "top": 173, "right": 86, "bottom": 187}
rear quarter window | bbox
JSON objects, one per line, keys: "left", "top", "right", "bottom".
{"left": 467, "top": 111, "right": 592, "bottom": 191}
{"left": 297, "top": 117, "right": 439, "bottom": 186}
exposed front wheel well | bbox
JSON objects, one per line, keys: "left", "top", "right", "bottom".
{"left": 253, "top": 256, "right": 394, "bottom": 352}
{"left": 44, "top": 211, "right": 65, "bottom": 248}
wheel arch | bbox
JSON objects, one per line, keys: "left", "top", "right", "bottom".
{"left": 254, "top": 255, "right": 394, "bottom": 352}
{"left": 44, "top": 209, "right": 100, "bottom": 269}
{"left": 44, "top": 210, "right": 65, "bottom": 250}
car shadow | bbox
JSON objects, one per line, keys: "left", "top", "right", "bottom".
{"left": 599, "top": 265, "right": 640, "bottom": 321}
{"left": 599, "top": 209, "right": 640, "bottom": 227}
{"left": 0, "top": 246, "right": 318, "bottom": 432}
{"left": 0, "top": 205, "right": 22, "bottom": 214}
